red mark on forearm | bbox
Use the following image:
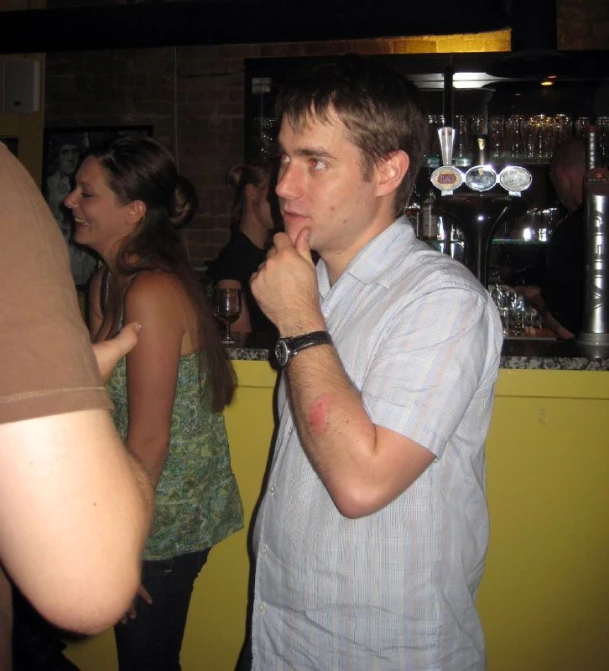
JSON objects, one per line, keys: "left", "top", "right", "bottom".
{"left": 308, "top": 394, "right": 332, "bottom": 437}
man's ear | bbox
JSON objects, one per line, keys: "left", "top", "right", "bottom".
{"left": 126, "top": 200, "right": 147, "bottom": 226}
{"left": 376, "top": 150, "right": 410, "bottom": 198}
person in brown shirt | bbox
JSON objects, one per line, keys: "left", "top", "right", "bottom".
{"left": 0, "top": 143, "right": 154, "bottom": 668}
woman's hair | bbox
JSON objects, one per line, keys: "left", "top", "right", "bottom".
{"left": 88, "top": 135, "right": 235, "bottom": 411}
{"left": 226, "top": 161, "right": 272, "bottom": 232}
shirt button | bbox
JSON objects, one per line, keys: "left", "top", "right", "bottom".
{"left": 269, "top": 485, "right": 276, "bottom": 495}
{"left": 259, "top": 603, "right": 266, "bottom": 614}
{"left": 261, "top": 544, "right": 268, "bottom": 555}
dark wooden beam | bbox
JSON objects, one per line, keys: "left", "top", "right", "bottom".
{"left": 0, "top": 1, "right": 510, "bottom": 54}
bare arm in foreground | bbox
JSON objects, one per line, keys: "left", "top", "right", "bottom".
{"left": 0, "top": 327, "right": 154, "bottom": 635}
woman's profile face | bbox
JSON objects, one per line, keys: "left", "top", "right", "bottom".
{"left": 64, "top": 156, "right": 137, "bottom": 256}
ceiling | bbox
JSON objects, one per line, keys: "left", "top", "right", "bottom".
{"left": 1, "top": 0, "right": 512, "bottom": 54}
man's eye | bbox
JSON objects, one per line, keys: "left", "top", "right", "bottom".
{"left": 81, "top": 191, "right": 93, "bottom": 199}
{"left": 279, "top": 153, "right": 290, "bottom": 164}
{"left": 310, "top": 159, "right": 326, "bottom": 171}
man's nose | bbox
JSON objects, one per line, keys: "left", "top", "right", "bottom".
{"left": 276, "top": 163, "right": 301, "bottom": 200}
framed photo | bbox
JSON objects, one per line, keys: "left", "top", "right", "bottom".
{"left": 42, "top": 125, "right": 153, "bottom": 288}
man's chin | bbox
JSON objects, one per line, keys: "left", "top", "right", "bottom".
{"left": 283, "top": 219, "right": 306, "bottom": 245}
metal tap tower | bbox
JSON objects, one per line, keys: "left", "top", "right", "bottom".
{"left": 578, "top": 127, "right": 609, "bottom": 346}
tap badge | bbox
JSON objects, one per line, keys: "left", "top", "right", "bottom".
{"left": 430, "top": 165, "right": 464, "bottom": 195}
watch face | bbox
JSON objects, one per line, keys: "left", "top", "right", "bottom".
{"left": 274, "top": 339, "right": 290, "bottom": 367}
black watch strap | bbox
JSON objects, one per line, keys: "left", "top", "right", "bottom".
{"left": 275, "top": 331, "right": 333, "bottom": 367}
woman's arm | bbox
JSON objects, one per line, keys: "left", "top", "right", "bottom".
{"left": 122, "top": 272, "right": 188, "bottom": 485}
{"left": 215, "top": 278, "right": 252, "bottom": 333}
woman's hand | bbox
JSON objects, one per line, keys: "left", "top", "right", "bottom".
{"left": 92, "top": 323, "right": 141, "bottom": 383}
{"left": 120, "top": 584, "right": 153, "bottom": 624}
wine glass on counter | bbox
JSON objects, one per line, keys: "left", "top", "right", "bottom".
{"left": 213, "top": 287, "right": 242, "bottom": 345}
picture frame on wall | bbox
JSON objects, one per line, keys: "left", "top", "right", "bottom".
{"left": 42, "top": 125, "right": 153, "bottom": 288}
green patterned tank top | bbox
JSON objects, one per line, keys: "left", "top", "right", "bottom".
{"left": 107, "top": 353, "right": 244, "bottom": 561}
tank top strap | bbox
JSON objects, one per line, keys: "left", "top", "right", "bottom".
{"left": 100, "top": 266, "right": 139, "bottom": 328}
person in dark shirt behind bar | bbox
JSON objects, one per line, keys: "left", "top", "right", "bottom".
{"left": 517, "top": 137, "right": 586, "bottom": 339}
{"left": 207, "top": 161, "right": 278, "bottom": 336}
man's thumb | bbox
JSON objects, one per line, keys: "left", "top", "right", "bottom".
{"left": 295, "top": 227, "right": 312, "bottom": 262}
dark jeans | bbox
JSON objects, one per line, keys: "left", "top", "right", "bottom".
{"left": 234, "top": 635, "right": 252, "bottom": 671}
{"left": 114, "top": 549, "right": 210, "bottom": 671}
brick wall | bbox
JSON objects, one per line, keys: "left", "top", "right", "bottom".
{"left": 44, "top": 0, "right": 608, "bottom": 266}
{"left": 557, "top": 0, "right": 609, "bottom": 50}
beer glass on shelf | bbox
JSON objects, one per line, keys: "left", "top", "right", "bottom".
{"left": 554, "top": 114, "right": 572, "bottom": 147}
{"left": 596, "top": 117, "right": 609, "bottom": 167}
{"left": 575, "top": 116, "right": 590, "bottom": 138}
{"left": 454, "top": 114, "right": 470, "bottom": 164}
{"left": 505, "top": 114, "right": 526, "bottom": 158}
{"left": 526, "top": 114, "right": 553, "bottom": 160}
{"left": 489, "top": 115, "right": 505, "bottom": 160}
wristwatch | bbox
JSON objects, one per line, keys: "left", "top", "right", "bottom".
{"left": 274, "top": 331, "right": 333, "bottom": 368}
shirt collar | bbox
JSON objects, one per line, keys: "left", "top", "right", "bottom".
{"left": 317, "top": 217, "right": 416, "bottom": 296}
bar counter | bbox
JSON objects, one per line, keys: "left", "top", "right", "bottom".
{"left": 224, "top": 334, "right": 609, "bottom": 370}
{"left": 67, "top": 337, "right": 609, "bottom": 671}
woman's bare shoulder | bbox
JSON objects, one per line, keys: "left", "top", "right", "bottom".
{"left": 125, "top": 271, "right": 190, "bottom": 314}
{"left": 127, "top": 270, "right": 184, "bottom": 295}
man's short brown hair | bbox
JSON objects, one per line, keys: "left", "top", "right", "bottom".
{"left": 274, "top": 54, "right": 428, "bottom": 217}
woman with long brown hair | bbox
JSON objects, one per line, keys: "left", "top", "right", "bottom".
{"left": 65, "top": 136, "right": 243, "bottom": 670}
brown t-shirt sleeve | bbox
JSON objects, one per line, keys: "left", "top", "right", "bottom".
{"left": 0, "top": 142, "right": 112, "bottom": 424}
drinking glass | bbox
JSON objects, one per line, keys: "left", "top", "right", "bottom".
{"left": 505, "top": 114, "right": 526, "bottom": 158}
{"left": 454, "top": 114, "right": 471, "bottom": 163}
{"left": 489, "top": 115, "right": 505, "bottom": 159}
{"left": 424, "top": 114, "right": 444, "bottom": 166}
{"left": 575, "top": 116, "right": 590, "bottom": 138}
{"left": 469, "top": 115, "right": 486, "bottom": 136}
{"left": 553, "top": 114, "right": 572, "bottom": 147}
{"left": 213, "top": 288, "right": 242, "bottom": 345}
{"left": 596, "top": 116, "right": 609, "bottom": 167}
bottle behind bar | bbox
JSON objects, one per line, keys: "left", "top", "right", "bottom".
{"left": 579, "top": 126, "right": 609, "bottom": 345}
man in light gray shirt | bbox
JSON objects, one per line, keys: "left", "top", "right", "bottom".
{"left": 249, "top": 54, "right": 503, "bottom": 671}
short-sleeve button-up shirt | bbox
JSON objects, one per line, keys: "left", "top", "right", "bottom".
{"left": 252, "top": 219, "right": 503, "bottom": 671}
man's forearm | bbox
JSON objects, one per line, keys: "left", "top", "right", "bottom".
{"left": 285, "top": 344, "right": 380, "bottom": 515}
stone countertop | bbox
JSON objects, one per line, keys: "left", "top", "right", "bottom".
{"left": 226, "top": 334, "right": 609, "bottom": 371}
